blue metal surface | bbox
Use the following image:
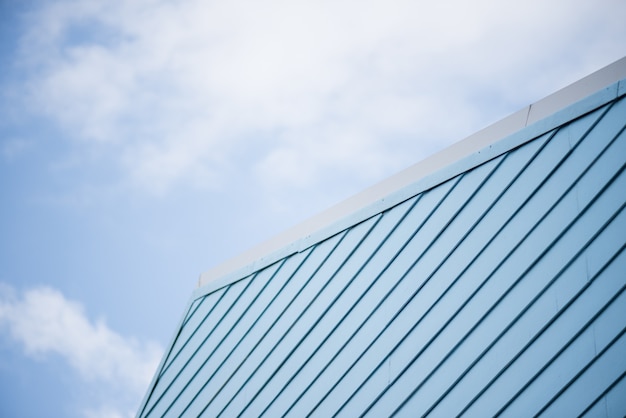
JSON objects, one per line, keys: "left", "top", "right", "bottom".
{"left": 138, "top": 92, "right": 626, "bottom": 417}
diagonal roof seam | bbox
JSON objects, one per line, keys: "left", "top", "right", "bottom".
{"left": 197, "top": 57, "right": 626, "bottom": 294}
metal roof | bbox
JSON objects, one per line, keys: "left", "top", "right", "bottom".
{"left": 137, "top": 61, "right": 626, "bottom": 415}
{"left": 199, "top": 57, "right": 626, "bottom": 290}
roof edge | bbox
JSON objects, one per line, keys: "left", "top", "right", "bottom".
{"left": 198, "top": 57, "right": 626, "bottom": 292}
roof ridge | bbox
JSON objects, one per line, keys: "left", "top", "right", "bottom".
{"left": 198, "top": 57, "right": 626, "bottom": 290}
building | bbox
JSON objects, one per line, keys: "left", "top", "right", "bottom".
{"left": 137, "top": 58, "right": 626, "bottom": 417}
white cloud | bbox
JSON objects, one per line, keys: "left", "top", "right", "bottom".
{"left": 12, "top": 0, "right": 626, "bottom": 201}
{"left": 0, "top": 283, "right": 163, "bottom": 416}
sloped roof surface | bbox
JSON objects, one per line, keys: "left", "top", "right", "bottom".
{"left": 137, "top": 60, "right": 626, "bottom": 417}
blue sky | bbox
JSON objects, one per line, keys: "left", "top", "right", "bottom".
{"left": 0, "top": 0, "right": 624, "bottom": 416}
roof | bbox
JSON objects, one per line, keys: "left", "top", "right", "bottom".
{"left": 138, "top": 58, "right": 626, "bottom": 417}
{"left": 198, "top": 57, "right": 626, "bottom": 290}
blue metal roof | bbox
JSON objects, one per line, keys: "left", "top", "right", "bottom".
{"left": 137, "top": 62, "right": 626, "bottom": 417}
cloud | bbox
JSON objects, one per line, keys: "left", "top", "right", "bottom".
{"left": 11, "top": 0, "right": 626, "bottom": 200}
{"left": 0, "top": 283, "right": 162, "bottom": 415}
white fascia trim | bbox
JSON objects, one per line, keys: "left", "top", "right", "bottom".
{"left": 196, "top": 57, "right": 626, "bottom": 294}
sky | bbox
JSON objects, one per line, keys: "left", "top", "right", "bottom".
{"left": 0, "top": 0, "right": 624, "bottom": 416}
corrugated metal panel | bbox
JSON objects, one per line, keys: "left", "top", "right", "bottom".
{"left": 138, "top": 94, "right": 626, "bottom": 417}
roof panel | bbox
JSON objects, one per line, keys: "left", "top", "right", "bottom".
{"left": 137, "top": 59, "right": 626, "bottom": 418}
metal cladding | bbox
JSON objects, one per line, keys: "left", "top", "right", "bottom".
{"left": 137, "top": 64, "right": 626, "bottom": 417}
